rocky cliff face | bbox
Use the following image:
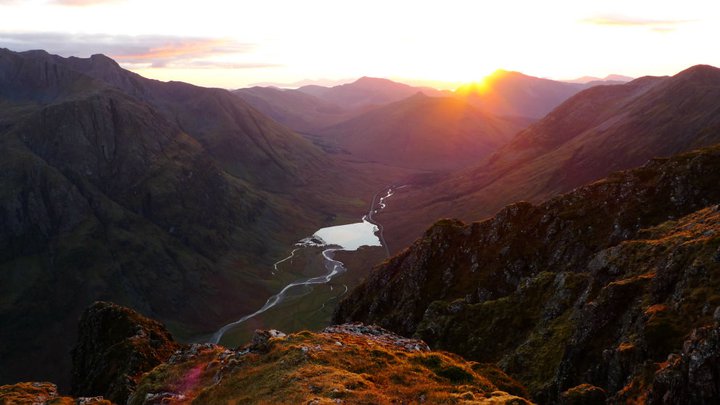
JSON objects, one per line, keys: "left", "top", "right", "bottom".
{"left": 71, "top": 301, "right": 181, "bottom": 404}
{"left": 335, "top": 144, "right": 720, "bottom": 403}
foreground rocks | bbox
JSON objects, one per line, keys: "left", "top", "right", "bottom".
{"left": 128, "top": 324, "right": 531, "bottom": 404}
{"left": 71, "top": 301, "right": 181, "bottom": 404}
{"left": 7, "top": 301, "right": 533, "bottom": 404}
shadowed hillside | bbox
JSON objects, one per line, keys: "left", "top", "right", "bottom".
{"left": 317, "top": 93, "right": 532, "bottom": 170}
{"left": 0, "top": 48, "right": 384, "bottom": 388}
{"left": 380, "top": 65, "right": 720, "bottom": 251}
{"left": 336, "top": 143, "right": 720, "bottom": 403}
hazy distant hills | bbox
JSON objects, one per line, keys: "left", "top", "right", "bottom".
{"left": 380, "top": 65, "right": 720, "bottom": 250}
{"left": 233, "top": 85, "right": 354, "bottom": 133}
{"left": 317, "top": 93, "right": 532, "bottom": 170}
{"left": 234, "top": 76, "right": 450, "bottom": 133}
{"left": 235, "top": 72, "right": 621, "bottom": 171}
{"left": 235, "top": 71, "right": 620, "bottom": 134}
{"left": 0, "top": 48, "right": 369, "bottom": 387}
{"left": 297, "top": 76, "right": 449, "bottom": 109}
{"left": 564, "top": 73, "right": 634, "bottom": 84}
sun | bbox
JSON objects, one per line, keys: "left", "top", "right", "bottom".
{"left": 452, "top": 69, "right": 510, "bottom": 94}
{"left": 395, "top": 66, "right": 500, "bottom": 91}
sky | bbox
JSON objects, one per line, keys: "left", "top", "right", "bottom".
{"left": 0, "top": 0, "right": 718, "bottom": 89}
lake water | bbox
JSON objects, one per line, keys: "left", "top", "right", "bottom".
{"left": 312, "top": 216, "right": 381, "bottom": 251}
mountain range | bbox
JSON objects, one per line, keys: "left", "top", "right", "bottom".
{"left": 0, "top": 48, "right": 385, "bottom": 388}
{"left": 234, "top": 76, "right": 450, "bottom": 133}
{"left": 2, "top": 47, "right": 720, "bottom": 404}
{"left": 235, "top": 70, "right": 625, "bottom": 136}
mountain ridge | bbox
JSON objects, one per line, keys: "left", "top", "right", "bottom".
{"left": 335, "top": 143, "right": 720, "bottom": 403}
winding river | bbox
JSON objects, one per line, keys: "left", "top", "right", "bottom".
{"left": 210, "top": 186, "right": 399, "bottom": 345}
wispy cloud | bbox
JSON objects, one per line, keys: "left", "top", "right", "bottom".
{"left": 50, "top": 0, "right": 123, "bottom": 6}
{"left": 0, "top": 32, "right": 280, "bottom": 69}
{"left": 108, "top": 38, "right": 255, "bottom": 68}
{"left": 582, "top": 15, "right": 695, "bottom": 32}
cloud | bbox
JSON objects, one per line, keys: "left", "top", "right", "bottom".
{"left": 581, "top": 15, "right": 694, "bottom": 32}
{"left": 50, "top": 0, "right": 123, "bottom": 6}
{"left": 0, "top": 32, "right": 280, "bottom": 69}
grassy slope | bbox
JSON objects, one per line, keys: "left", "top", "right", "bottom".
{"left": 130, "top": 327, "right": 531, "bottom": 404}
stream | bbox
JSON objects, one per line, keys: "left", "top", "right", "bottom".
{"left": 210, "top": 186, "right": 399, "bottom": 345}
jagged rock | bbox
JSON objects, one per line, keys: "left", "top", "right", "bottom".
{"left": 323, "top": 323, "right": 430, "bottom": 352}
{"left": 559, "top": 384, "right": 606, "bottom": 405}
{"left": 248, "top": 329, "right": 287, "bottom": 353}
{"left": 647, "top": 324, "right": 720, "bottom": 404}
{"left": 71, "top": 301, "right": 181, "bottom": 404}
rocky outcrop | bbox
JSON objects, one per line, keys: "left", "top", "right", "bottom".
{"left": 648, "top": 323, "right": 720, "bottom": 404}
{"left": 559, "top": 384, "right": 606, "bottom": 405}
{"left": 71, "top": 301, "right": 181, "bottom": 404}
{"left": 128, "top": 323, "right": 532, "bottom": 404}
{"left": 335, "top": 144, "right": 720, "bottom": 402}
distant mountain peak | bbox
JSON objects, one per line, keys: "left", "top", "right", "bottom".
{"left": 89, "top": 53, "right": 118, "bottom": 64}
{"left": 355, "top": 76, "right": 388, "bottom": 82}
{"left": 565, "top": 74, "right": 634, "bottom": 84}
{"left": 18, "top": 49, "right": 51, "bottom": 57}
{"left": 603, "top": 74, "right": 634, "bottom": 82}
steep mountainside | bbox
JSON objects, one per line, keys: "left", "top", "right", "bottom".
{"left": 380, "top": 65, "right": 720, "bottom": 251}
{"left": 317, "top": 93, "right": 532, "bottom": 170}
{"left": 335, "top": 144, "right": 720, "bottom": 403}
{"left": 0, "top": 48, "right": 376, "bottom": 389}
{"left": 56, "top": 51, "right": 329, "bottom": 189}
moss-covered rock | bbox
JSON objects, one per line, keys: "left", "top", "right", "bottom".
{"left": 71, "top": 301, "right": 181, "bottom": 404}
{"left": 0, "top": 382, "right": 110, "bottom": 404}
{"left": 129, "top": 323, "right": 533, "bottom": 404}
